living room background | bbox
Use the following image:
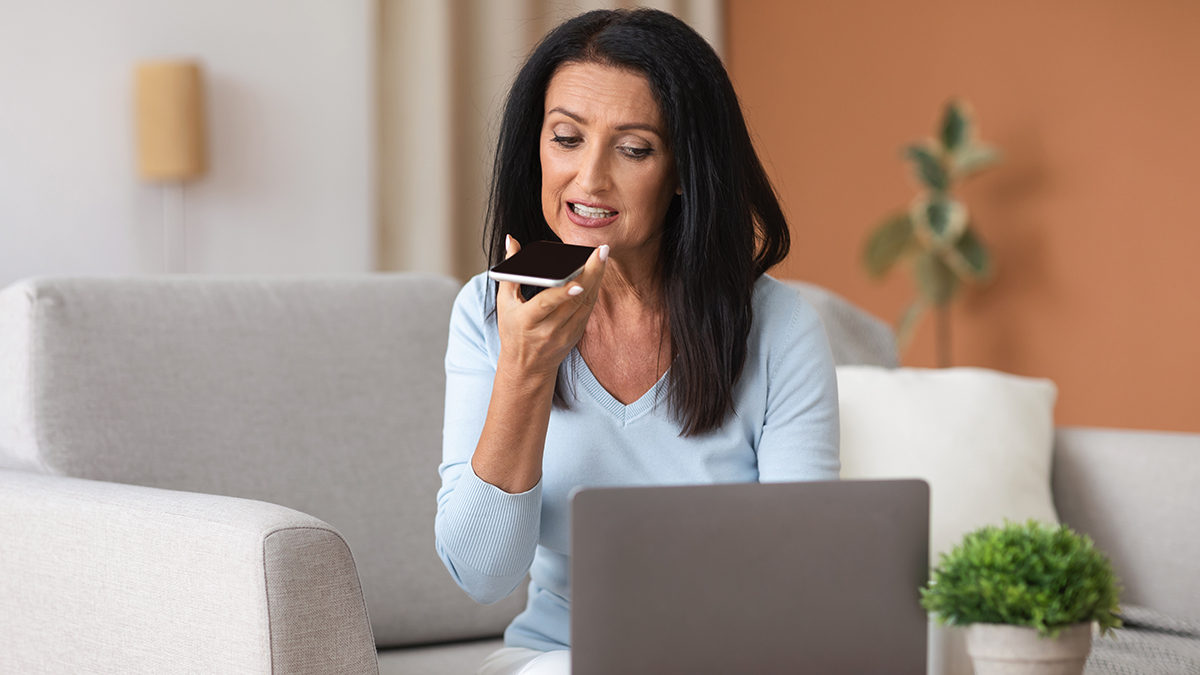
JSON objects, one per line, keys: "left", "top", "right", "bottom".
{"left": 0, "top": 0, "right": 1195, "bottom": 434}
{"left": 0, "top": 0, "right": 377, "bottom": 279}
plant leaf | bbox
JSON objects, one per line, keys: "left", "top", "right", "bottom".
{"left": 926, "top": 200, "right": 954, "bottom": 238}
{"left": 895, "top": 299, "right": 925, "bottom": 354}
{"left": 943, "top": 224, "right": 993, "bottom": 282}
{"left": 953, "top": 144, "right": 1001, "bottom": 178}
{"left": 920, "top": 520, "right": 1122, "bottom": 638}
{"left": 904, "top": 144, "right": 948, "bottom": 192}
{"left": 914, "top": 250, "right": 959, "bottom": 306}
{"left": 910, "top": 194, "right": 968, "bottom": 250}
{"left": 941, "top": 101, "right": 970, "bottom": 152}
{"left": 863, "top": 212, "right": 915, "bottom": 278}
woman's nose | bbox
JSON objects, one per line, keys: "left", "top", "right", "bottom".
{"left": 574, "top": 143, "right": 612, "bottom": 195}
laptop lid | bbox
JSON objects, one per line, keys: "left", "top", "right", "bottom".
{"left": 570, "top": 479, "right": 929, "bottom": 675}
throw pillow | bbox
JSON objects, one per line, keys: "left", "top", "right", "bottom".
{"left": 836, "top": 365, "right": 1060, "bottom": 560}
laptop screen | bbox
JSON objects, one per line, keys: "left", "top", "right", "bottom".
{"left": 570, "top": 479, "right": 929, "bottom": 675}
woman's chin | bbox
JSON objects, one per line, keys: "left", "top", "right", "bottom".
{"left": 554, "top": 227, "right": 610, "bottom": 248}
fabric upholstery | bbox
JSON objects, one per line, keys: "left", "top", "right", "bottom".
{"left": 376, "top": 639, "right": 504, "bottom": 675}
{"left": 265, "top": 528, "right": 379, "bottom": 675}
{"left": 1052, "top": 426, "right": 1200, "bottom": 621}
{"left": 0, "top": 275, "right": 526, "bottom": 647}
{"left": 0, "top": 281, "right": 37, "bottom": 471}
{"left": 0, "top": 469, "right": 376, "bottom": 675}
{"left": 1088, "top": 605, "right": 1200, "bottom": 675}
{"left": 837, "top": 365, "right": 1060, "bottom": 558}
{"left": 785, "top": 280, "right": 899, "bottom": 367}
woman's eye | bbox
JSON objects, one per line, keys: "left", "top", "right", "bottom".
{"left": 619, "top": 146, "right": 653, "bottom": 159}
{"left": 551, "top": 134, "right": 582, "bottom": 148}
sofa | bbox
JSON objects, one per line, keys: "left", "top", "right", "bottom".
{"left": 1, "top": 273, "right": 1197, "bottom": 675}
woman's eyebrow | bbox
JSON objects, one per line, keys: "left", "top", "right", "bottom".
{"left": 547, "top": 106, "right": 662, "bottom": 136}
{"left": 547, "top": 107, "right": 585, "bottom": 123}
{"left": 614, "top": 122, "right": 660, "bottom": 134}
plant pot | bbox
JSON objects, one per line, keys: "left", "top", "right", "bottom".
{"left": 965, "top": 623, "right": 1092, "bottom": 675}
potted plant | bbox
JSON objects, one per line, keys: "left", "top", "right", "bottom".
{"left": 862, "top": 100, "right": 1001, "bottom": 366}
{"left": 920, "top": 520, "right": 1122, "bottom": 675}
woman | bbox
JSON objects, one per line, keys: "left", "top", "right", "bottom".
{"left": 435, "top": 8, "right": 839, "bottom": 675}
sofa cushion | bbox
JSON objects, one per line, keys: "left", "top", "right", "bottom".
{"left": 0, "top": 275, "right": 525, "bottom": 648}
{"left": 784, "top": 280, "right": 898, "bottom": 367}
{"left": 837, "top": 365, "right": 1060, "bottom": 558}
{"left": 376, "top": 639, "right": 503, "bottom": 675}
{"left": 1053, "top": 426, "right": 1200, "bottom": 622}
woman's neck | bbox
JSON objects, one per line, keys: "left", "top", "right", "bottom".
{"left": 594, "top": 240, "right": 663, "bottom": 319}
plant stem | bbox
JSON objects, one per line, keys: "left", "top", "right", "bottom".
{"left": 936, "top": 306, "right": 952, "bottom": 368}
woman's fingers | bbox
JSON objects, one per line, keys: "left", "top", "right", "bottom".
{"left": 576, "top": 243, "right": 604, "bottom": 307}
{"left": 550, "top": 244, "right": 607, "bottom": 320}
{"left": 496, "top": 235, "right": 525, "bottom": 307}
{"left": 493, "top": 237, "right": 608, "bottom": 375}
{"left": 495, "top": 237, "right": 608, "bottom": 323}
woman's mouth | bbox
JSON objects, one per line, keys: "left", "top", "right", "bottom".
{"left": 567, "top": 201, "right": 619, "bottom": 227}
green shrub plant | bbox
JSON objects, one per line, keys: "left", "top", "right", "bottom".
{"left": 921, "top": 519, "right": 1122, "bottom": 638}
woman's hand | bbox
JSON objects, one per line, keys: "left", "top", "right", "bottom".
{"left": 495, "top": 235, "right": 608, "bottom": 380}
{"left": 471, "top": 235, "right": 608, "bottom": 493}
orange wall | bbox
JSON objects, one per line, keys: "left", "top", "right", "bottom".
{"left": 727, "top": 0, "right": 1200, "bottom": 433}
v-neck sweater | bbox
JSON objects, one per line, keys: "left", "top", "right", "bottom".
{"left": 435, "top": 271, "right": 841, "bottom": 652}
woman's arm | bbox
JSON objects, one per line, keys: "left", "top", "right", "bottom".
{"left": 755, "top": 290, "right": 841, "bottom": 483}
{"left": 474, "top": 238, "right": 607, "bottom": 491}
{"left": 435, "top": 238, "right": 606, "bottom": 604}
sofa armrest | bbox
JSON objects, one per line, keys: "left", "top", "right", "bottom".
{"left": 0, "top": 470, "right": 378, "bottom": 675}
{"left": 1052, "top": 426, "right": 1200, "bottom": 621}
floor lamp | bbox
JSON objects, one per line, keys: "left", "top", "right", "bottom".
{"left": 135, "top": 61, "right": 207, "bottom": 273}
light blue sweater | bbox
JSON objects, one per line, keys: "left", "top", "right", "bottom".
{"left": 435, "top": 271, "right": 840, "bottom": 652}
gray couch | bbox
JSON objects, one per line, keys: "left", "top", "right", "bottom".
{"left": 1, "top": 274, "right": 1197, "bottom": 675}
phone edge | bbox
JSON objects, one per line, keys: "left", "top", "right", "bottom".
{"left": 488, "top": 269, "right": 583, "bottom": 287}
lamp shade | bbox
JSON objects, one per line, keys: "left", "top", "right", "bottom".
{"left": 135, "top": 60, "right": 207, "bottom": 181}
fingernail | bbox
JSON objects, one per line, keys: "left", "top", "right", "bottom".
{"left": 599, "top": 244, "right": 609, "bottom": 262}
{"left": 506, "top": 234, "right": 512, "bottom": 251}
{"left": 568, "top": 285, "right": 584, "bottom": 296}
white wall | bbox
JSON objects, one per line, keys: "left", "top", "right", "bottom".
{"left": 0, "top": 0, "right": 376, "bottom": 285}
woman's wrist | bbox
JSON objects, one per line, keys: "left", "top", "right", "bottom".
{"left": 496, "top": 350, "right": 562, "bottom": 392}
{"left": 473, "top": 358, "right": 557, "bottom": 494}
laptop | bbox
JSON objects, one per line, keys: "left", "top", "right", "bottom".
{"left": 570, "top": 479, "right": 929, "bottom": 675}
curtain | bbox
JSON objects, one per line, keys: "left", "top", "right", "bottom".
{"left": 378, "top": 0, "right": 724, "bottom": 280}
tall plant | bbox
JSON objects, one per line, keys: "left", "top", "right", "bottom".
{"left": 863, "top": 100, "right": 1001, "bottom": 366}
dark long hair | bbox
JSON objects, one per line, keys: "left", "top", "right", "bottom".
{"left": 485, "top": 8, "right": 790, "bottom": 436}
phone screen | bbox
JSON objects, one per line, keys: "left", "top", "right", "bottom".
{"left": 489, "top": 240, "right": 595, "bottom": 286}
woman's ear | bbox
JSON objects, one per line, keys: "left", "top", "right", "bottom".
{"left": 675, "top": 182, "right": 683, "bottom": 195}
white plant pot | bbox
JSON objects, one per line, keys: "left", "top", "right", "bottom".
{"left": 965, "top": 623, "right": 1092, "bottom": 675}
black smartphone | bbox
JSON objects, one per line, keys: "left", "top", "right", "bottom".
{"left": 488, "top": 240, "right": 595, "bottom": 288}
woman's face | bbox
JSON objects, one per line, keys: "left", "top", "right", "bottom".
{"left": 540, "top": 62, "right": 679, "bottom": 261}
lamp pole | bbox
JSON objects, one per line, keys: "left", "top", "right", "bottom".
{"left": 135, "top": 60, "right": 207, "bottom": 273}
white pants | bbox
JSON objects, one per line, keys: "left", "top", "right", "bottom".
{"left": 475, "top": 647, "right": 571, "bottom": 675}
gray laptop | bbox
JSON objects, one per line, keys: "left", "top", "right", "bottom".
{"left": 570, "top": 479, "right": 929, "bottom": 675}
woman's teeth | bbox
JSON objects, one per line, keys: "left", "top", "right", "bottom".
{"left": 570, "top": 203, "right": 616, "bottom": 218}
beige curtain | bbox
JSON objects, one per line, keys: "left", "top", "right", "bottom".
{"left": 378, "top": 0, "right": 724, "bottom": 280}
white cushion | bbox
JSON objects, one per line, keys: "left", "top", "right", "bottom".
{"left": 837, "top": 365, "right": 1060, "bottom": 558}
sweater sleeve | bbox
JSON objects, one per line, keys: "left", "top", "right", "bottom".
{"left": 434, "top": 276, "right": 541, "bottom": 605}
{"left": 755, "top": 289, "right": 842, "bottom": 483}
